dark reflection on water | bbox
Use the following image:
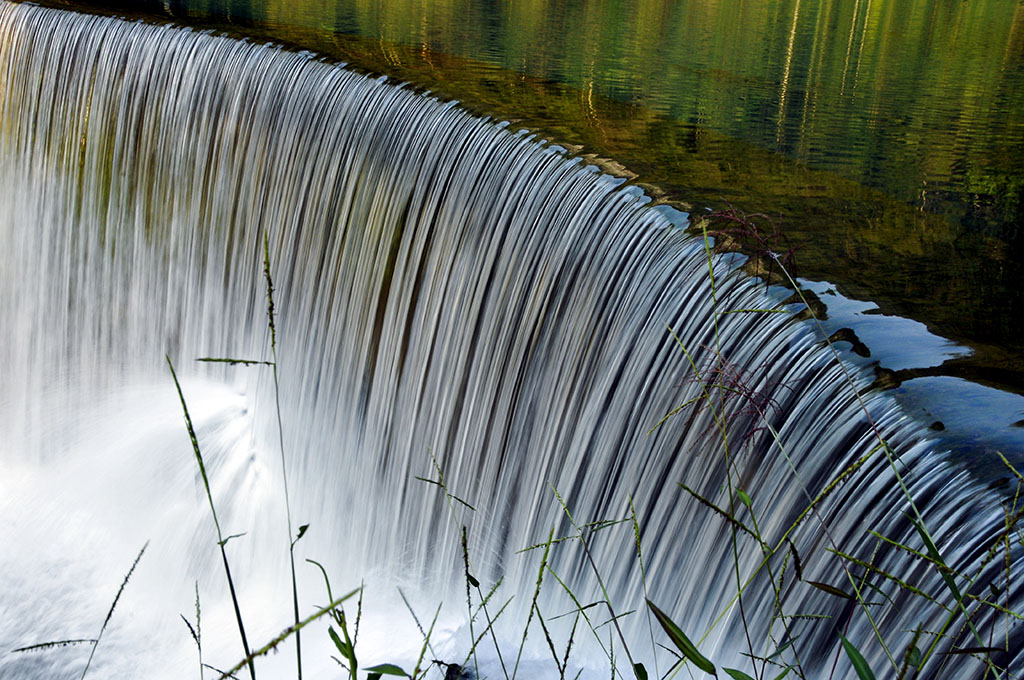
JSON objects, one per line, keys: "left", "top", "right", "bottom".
{"left": 46, "top": 0, "right": 1024, "bottom": 404}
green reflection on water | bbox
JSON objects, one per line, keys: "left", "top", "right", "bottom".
{"left": 173, "top": 0, "right": 1024, "bottom": 222}
{"left": 48, "top": 0, "right": 1024, "bottom": 390}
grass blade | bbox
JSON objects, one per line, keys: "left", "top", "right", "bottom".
{"left": 364, "top": 663, "right": 409, "bottom": 676}
{"left": 839, "top": 633, "right": 875, "bottom": 680}
{"left": 723, "top": 669, "right": 755, "bottom": 680}
{"left": 646, "top": 599, "right": 715, "bottom": 675}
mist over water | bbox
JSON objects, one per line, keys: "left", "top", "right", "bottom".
{"left": 0, "top": 3, "right": 1020, "bottom": 677}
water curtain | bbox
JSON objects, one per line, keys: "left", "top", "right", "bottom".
{"left": 0, "top": 3, "right": 1019, "bottom": 677}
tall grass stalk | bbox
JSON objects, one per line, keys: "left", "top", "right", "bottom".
{"left": 307, "top": 559, "right": 363, "bottom": 677}
{"left": 684, "top": 207, "right": 1022, "bottom": 677}
{"left": 180, "top": 582, "right": 202, "bottom": 680}
{"left": 263, "top": 232, "right": 304, "bottom": 678}
{"left": 666, "top": 244, "right": 810, "bottom": 676}
{"left": 11, "top": 547, "right": 147, "bottom": 677}
{"left": 511, "top": 526, "right": 554, "bottom": 680}
{"left": 80, "top": 541, "right": 149, "bottom": 679}
{"left": 628, "top": 497, "right": 659, "bottom": 680}
{"left": 398, "top": 587, "right": 440, "bottom": 663}
{"left": 650, "top": 213, "right": 883, "bottom": 676}
{"left": 701, "top": 222, "right": 794, "bottom": 676}
{"left": 762, "top": 238, "right": 994, "bottom": 668}
{"left": 167, "top": 356, "right": 256, "bottom": 680}
{"left": 698, "top": 218, "right": 901, "bottom": 673}
{"left": 548, "top": 486, "right": 640, "bottom": 678}
{"left": 418, "top": 450, "right": 517, "bottom": 679}
{"left": 413, "top": 603, "right": 443, "bottom": 678}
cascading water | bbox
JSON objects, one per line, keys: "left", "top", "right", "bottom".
{"left": 0, "top": 2, "right": 1020, "bottom": 678}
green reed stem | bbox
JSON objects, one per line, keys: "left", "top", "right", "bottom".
{"left": 79, "top": 541, "right": 148, "bottom": 679}
{"left": 263, "top": 232, "right": 302, "bottom": 679}
{"left": 168, "top": 356, "right": 255, "bottom": 680}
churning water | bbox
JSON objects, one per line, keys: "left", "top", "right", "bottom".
{"left": 0, "top": 2, "right": 1020, "bottom": 678}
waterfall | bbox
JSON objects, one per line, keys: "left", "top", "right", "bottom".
{"left": 1, "top": 3, "right": 1020, "bottom": 678}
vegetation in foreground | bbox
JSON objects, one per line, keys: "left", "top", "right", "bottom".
{"left": 12, "top": 214, "right": 1023, "bottom": 680}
